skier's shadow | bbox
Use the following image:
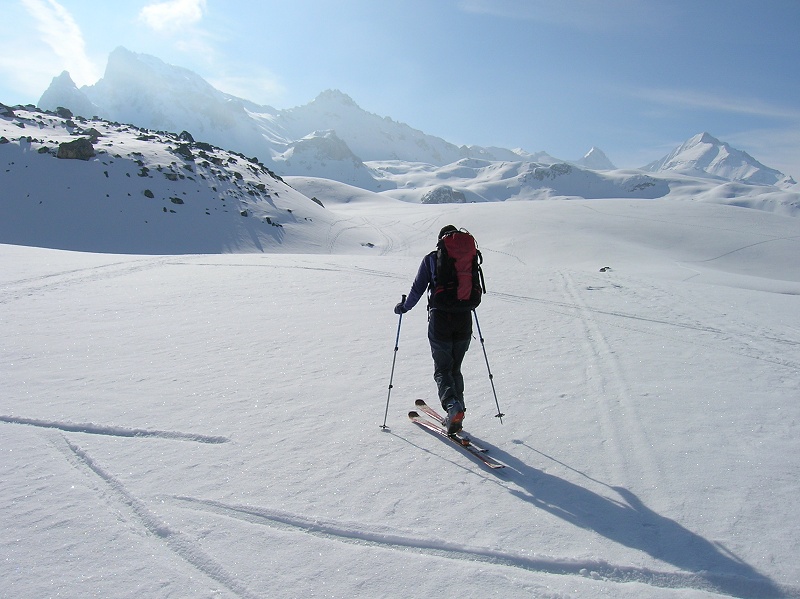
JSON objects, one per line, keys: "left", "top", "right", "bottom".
{"left": 473, "top": 437, "right": 787, "bottom": 599}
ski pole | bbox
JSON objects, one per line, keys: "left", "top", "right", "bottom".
{"left": 380, "top": 295, "right": 406, "bottom": 430}
{"left": 472, "top": 309, "right": 505, "bottom": 423}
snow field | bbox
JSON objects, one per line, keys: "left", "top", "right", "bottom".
{"left": 2, "top": 197, "right": 800, "bottom": 598}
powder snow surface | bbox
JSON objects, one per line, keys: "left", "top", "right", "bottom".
{"left": 3, "top": 190, "right": 800, "bottom": 598}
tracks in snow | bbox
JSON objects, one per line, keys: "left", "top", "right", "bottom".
{"left": 37, "top": 423, "right": 797, "bottom": 599}
{"left": 491, "top": 277, "right": 800, "bottom": 372}
{"left": 53, "top": 435, "right": 258, "bottom": 599}
{"left": 557, "top": 271, "right": 662, "bottom": 490}
{"left": 0, "top": 414, "right": 229, "bottom": 444}
{"left": 325, "top": 214, "right": 409, "bottom": 255}
{"left": 0, "top": 257, "right": 174, "bottom": 304}
{"left": 173, "top": 495, "right": 798, "bottom": 598}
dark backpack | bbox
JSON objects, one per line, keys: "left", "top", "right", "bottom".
{"left": 430, "top": 229, "right": 486, "bottom": 312}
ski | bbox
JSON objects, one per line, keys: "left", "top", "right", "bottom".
{"left": 414, "top": 399, "right": 488, "bottom": 452}
{"left": 408, "top": 411, "right": 505, "bottom": 469}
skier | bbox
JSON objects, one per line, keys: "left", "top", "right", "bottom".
{"left": 394, "top": 225, "right": 474, "bottom": 434}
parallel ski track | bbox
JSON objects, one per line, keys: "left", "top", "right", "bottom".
{"left": 489, "top": 285, "right": 800, "bottom": 372}
{"left": 559, "top": 271, "right": 662, "bottom": 490}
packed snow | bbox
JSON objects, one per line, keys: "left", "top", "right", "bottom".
{"left": 3, "top": 106, "right": 800, "bottom": 598}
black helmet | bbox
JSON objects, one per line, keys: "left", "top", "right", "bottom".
{"left": 438, "top": 225, "right": 458, "bottom": 240}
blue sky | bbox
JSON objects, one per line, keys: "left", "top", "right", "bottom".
{"left": 1, "top": 0, "right": 798, "bottom": 177}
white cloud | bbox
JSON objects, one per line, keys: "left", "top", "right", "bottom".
{"left": 635, "top": 87, "right": 800, "bottom": 121}
{"left": 0, "top": 48, "right": 61, "bottom": 101}
{"left": 458, "top": 0, "right": 668, "bottom": 30}
{"left": 20, "top": 0, "right": 101, "bottom": 86}
{"left": 209, "top": 72, "right": 287, "bottom": 106}
{"left": 139, "top": 0, "right": 207, "bottom": 32}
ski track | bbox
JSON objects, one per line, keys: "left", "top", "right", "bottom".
{"left": 325, "top": 215, "right": 358, "bottom": 252}
{"left": 326, "top": 215, "right": 398, "bottom": 254}
{"left": 173, "top": 259, "right": 346, "bottom": 273}
{"left": 489, "top": 285, "right": 800, "bottom": 371}
{"left": 0, "top": 414, "right": 230, "bottom": 444}
{"left": 483, "top": 245, "right": 529, "bottom": 265}
{"left": 0, "top": 257, "right": 173, "bottom": 304}
{"left": 559, "top": 271, "right": 662, "bottom": 490}
{"left": 169, "top": 258, "right": 407, "bottom": 282}
{"left": 173, "top": 495, "right": 800, "bottom": 599}
{"left": 689, "top": 236, "right": 800, "bottom": 264}
{"left": 351, "top": 265, "right": 407, "bottom": 280}
{"left": 53, "top": 435, "right": 258, "bottom": 599}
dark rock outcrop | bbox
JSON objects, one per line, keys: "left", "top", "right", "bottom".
{"left": 57, "top": 137, "right": 95, "bottom": 160}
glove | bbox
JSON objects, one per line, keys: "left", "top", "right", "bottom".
{"left": 394, "top": 302, "right": 408, "bottom": 315}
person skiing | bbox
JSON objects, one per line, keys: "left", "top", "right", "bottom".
{"left": 394, "top": 225, "right": 479, "bottom": 434}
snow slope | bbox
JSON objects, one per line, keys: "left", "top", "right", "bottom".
{"left": 3, "top": 163, "right": 800, "bottom": 598}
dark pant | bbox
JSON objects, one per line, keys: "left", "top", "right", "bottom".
{"left": 428, "top": 310, "right": 472, "bottom": 410}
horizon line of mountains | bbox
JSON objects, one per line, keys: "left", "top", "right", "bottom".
{"left": 31, "top": 46, "right": 795, "bottom": 190}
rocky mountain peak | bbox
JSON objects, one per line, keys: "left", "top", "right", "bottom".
{"left": 313, "top": 89, "right": 359, "bottom": 108}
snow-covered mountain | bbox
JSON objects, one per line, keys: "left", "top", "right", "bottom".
{"left": 577, "top": 146, "right": 616, "bottom": 170}
{"left": 38, "top": 71, "right": 101, "bottom": 121}
{"left": 644, "top": 132, "right": 794, "bottom": 187}
{"left": 38, "top": 48, "right": 605, "bottom": 179}
{"left": 61, "top": 48, "right": 283, "bottom": 163}
{"left": 3, "top": 102, "right": 799, "bottom": 257}
{"left": 274, "top": 129, "right": 384, "bottom": 192}
{"left": 280, "top": 88, "right": 461, "bottom": 165}
{"left": 36, "top": 47, "right": 795, "bottom": 198}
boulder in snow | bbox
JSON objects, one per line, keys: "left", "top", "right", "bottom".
{"left": 57, "top": 137, "right": 95, "bottom": 160}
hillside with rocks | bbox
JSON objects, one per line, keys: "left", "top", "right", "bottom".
{"left": 0, "top": 104, "right": 359, "bottom": 254}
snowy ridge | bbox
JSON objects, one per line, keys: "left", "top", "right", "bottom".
{"left": 274, "top": 129, "right": 383, "bottom": 191}
{"left": 38, "top": 52, "right": 569, "bottom": 171}
{"left": 368, "top": 158, "right": 664, "bottom": 202}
